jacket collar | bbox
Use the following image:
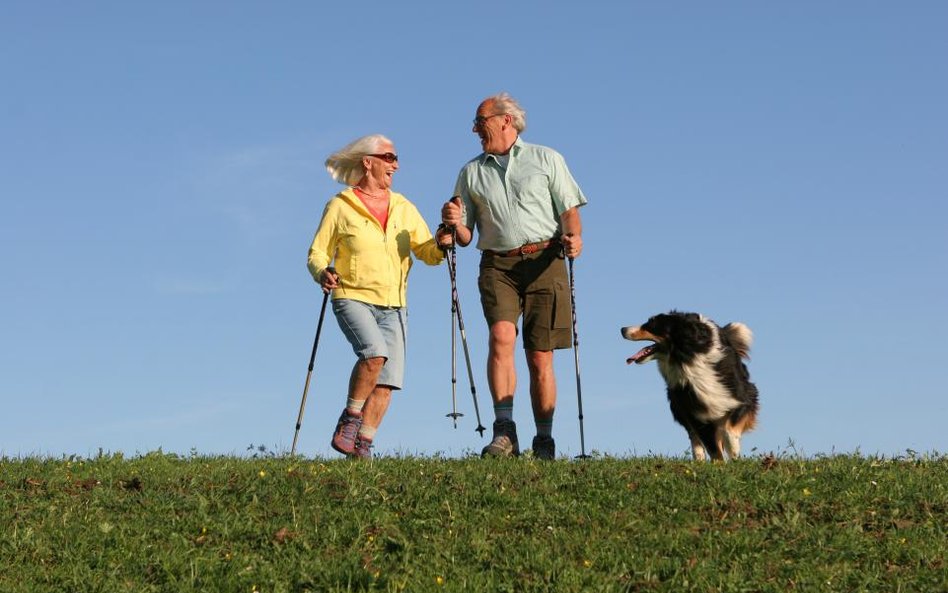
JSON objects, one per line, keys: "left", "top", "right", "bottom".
{"left": 339, "top": 187, "right": 402, "bottom": 217}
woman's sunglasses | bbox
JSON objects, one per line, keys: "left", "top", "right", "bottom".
{"left": 368, "top": 152, "right": 398, "bottom": 163}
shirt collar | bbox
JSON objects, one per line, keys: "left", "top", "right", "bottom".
{"left": 480, "top": 136, "right": 523, "bottom": 164}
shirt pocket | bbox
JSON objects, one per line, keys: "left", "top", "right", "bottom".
{"left": 511, "top": 173, "right": 550, "bottom": 203}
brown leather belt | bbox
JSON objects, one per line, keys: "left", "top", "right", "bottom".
{"left": 485, "top": 239, "right": 557, "bottom": 257}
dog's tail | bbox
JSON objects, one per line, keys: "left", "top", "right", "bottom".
{"left": 722, "top": 322, "right": 753, "bottom": 359}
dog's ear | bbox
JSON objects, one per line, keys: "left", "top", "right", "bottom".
{"left": 688, "top": 321, "right": 713, "bottom": 350}
{"left": 667, "top": 315, "right": 713, "bottom": 358}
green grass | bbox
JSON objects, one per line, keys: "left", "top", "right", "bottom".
{"left": 1, "top": 451, "right": 945, "bottom": 592}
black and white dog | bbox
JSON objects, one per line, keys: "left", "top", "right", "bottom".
{"left": 621, "top": 311, "right": 759, "bottom": 461}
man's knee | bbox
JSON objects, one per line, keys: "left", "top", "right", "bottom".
{"left": 489, "top": 322, "right": 517, "bottom": 350}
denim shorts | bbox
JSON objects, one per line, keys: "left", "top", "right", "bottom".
{"left": 332, "top": 298, "right": 407, "bottom": 390}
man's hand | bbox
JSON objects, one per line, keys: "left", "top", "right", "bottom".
{"left": 561, "top": 232, "right": 583, "bottom": 259}
{"left": 441, "top": 196, "right": 462, "bottom": 228}
{"left": 440, "top": 196, "right": 473, "bottom": 247}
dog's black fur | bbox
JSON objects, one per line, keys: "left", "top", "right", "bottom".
{"left": 621, "top": 311, "right": 759, "bottom": 461}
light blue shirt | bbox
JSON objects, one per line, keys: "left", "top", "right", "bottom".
{"left": 453, "top": 137, "right": 588, "bottom": 252}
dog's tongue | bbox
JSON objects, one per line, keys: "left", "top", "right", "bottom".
{"left": 626, "top": 344, "right": 656, "bottom": 365}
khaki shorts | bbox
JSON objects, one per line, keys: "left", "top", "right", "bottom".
{"left": 478, "top": 247, "right": 573, "bottom": 351}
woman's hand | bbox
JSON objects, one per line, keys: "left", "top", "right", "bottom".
{"left": 319, "top": 267, "right": 340, "bottom": 293}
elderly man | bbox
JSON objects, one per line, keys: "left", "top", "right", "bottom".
{"left": 441, "top": 92, "right": 588, "bottom": 460}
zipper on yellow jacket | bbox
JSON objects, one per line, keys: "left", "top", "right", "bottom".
{"left": 307, "top": 188, "right": 444, "bottom": 308}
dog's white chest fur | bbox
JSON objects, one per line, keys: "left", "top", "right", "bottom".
{"left": 658, "top": 346, "right": 735, "bottom": 422}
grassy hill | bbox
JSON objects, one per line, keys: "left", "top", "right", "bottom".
{"left": 2, "top": 451, "right": 945, "bottom": 592}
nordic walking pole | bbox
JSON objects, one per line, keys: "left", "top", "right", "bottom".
{"left": 442, "top": 225, "right": 486, "bottom": 437}
{"left": 291, "top": 269, "right": 334, "bottom": 455}
{"left": 446, "top": 232, "right": 462, "bottom": 428}
{"left": 567, "top": 254, "right": 590, "bottom": 459}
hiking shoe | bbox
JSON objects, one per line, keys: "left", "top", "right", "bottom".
{"left": 481, "top": 420, "right": 520, "bottom": 458}
{"left": 532, "top": 435, "right": 556, "bottom": 460}
{"left": 330, "top": 409, "right": 362, "bottom": 455}
{"left": 351, "top": 436, "right": 373, "bottom": 460}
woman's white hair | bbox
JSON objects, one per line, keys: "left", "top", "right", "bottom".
{"left": 489, "top": 92, "right": 527, "bottom": 133}
{"left": 325, "top": 134, "right": 392, "bottom": 186}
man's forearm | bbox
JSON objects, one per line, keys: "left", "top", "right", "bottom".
{"left": 454, "top": 224, "right": 473, "bottom": 246}
{"left": 561, "top": 207, "right": 582, "bottom": 237}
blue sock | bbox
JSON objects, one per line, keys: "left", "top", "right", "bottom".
{"left": 535, "top": 418, "right": 553, "bottom": 438}
{"left": 494, "top": 401, "right": 514, "bottom": 423}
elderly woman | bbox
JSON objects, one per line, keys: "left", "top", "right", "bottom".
{"left": 308, "top": 134, "right": 449, "bottom": 459}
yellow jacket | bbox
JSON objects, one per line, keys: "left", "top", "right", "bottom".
{"left": 307, "top": 188, "right": 444, "bottom": 307}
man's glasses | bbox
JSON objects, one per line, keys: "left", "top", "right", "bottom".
{"left": 473, "top": 113, "right": 504, "bottom": 127}
{"left": 368, "top": 152, "right": 398, "bottom": 163}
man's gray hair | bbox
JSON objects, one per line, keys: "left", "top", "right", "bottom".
{"left": 489, "top": 92, "right": 527, "bottom": 133}
{"left": 325, "top": 134, "right": 392, "bottom": 186}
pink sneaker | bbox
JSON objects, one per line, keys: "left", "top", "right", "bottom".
{"left": 352, "top": 436, "right": 373, "bottom": 459}
{"left": 330, "top": 410, "right": 362, "bottom": 455}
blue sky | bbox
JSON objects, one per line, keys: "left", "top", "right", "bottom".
{"left": 2, "top": 2, "right": 946, "bottom": 459}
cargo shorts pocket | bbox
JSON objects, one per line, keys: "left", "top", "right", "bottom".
{"left": 552, "top": 279, "right": 572, "bottom": 330}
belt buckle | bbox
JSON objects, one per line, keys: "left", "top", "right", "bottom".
{"left": 519, "top": 243, "right": 536, "bottom": 255}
